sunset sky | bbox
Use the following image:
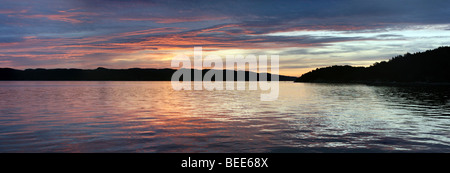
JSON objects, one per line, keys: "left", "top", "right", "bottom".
{"left": 1, "top": 0, "right": 450, "bottom": 76}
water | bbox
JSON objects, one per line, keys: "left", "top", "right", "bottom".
{"left": 0, "top": 81, "right": 449, "bottom": 152}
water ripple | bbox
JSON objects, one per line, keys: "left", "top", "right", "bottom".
{"left": 0, "top": 81, "right": 449, "bottom": 152}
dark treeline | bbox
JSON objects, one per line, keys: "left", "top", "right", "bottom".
{"left": 295, "top": 46, "right": 450, "bottom": 84}
{"left": 0, "top": 67, "right": 296, "bottom": 81}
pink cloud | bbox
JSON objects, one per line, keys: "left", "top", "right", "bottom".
{"left": 119, "top": 16, "right": 229, "bottom": 24}
{"left": 0, "top": 9, "right": 28, "bottom": 14}
{"left": 10, "top": 11, "right": 97, "bottom": 24}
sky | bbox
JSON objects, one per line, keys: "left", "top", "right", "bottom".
{"left": 1, "top": 0, "right": 450, "bottom": 76}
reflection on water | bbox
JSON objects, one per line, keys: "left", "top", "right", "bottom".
{"left": 0, "top": 81, "right": 449, "bottom": 152}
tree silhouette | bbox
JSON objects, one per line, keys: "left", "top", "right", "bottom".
{"left": 295, "top": 46, "right": 450, "bottom": 84}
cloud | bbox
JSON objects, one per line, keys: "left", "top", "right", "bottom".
{"left": 119, "top": 16, "right": 229, "bottom": 24}
{"left": 1, "top": 0, "right": 450, "bottom": 75}
{"left": 9, "top": 10, "right": 97, "bottom": 24}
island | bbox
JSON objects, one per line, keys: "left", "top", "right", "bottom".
{"left": 295, "top": 46, "right": 450, "bottom": 85}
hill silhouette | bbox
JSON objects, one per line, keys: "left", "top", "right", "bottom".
{"left": 0, "top": 67, "right": 296, "bottom": 81}
{"left": 295, "top": 46, "right": 450, "bottom": 84}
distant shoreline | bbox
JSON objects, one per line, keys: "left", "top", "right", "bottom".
{"left": 0, "top": 67, "right": 297, "bottom": 81}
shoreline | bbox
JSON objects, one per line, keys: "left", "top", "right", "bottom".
{"left": 294, "top": 81, "right": 450, "bottom": 86}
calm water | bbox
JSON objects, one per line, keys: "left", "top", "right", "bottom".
{"left": 0, "top": 81, "right": 449, "bottom": 152}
